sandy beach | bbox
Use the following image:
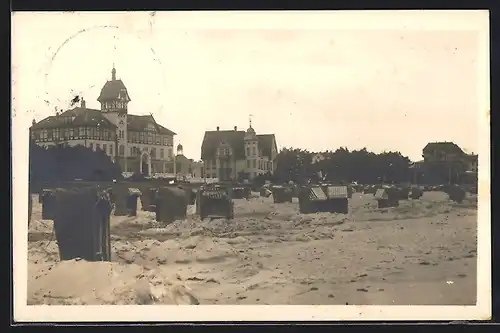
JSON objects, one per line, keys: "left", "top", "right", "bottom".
{"left": 27, "top": 190, "right": 478, "bottom": 306}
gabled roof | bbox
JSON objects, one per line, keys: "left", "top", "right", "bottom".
{"left": 257, "top": 134, "right": 277, "bottom": 158}
{"left": 201, "top": 130, "right": 276, "bottom": 160}
{"left": 97, "top": 79, "right": 131, "bottom": 102}
{"left": 201, "top": 130, "right": 246, "bottom": 160}
{"left": 423, "top": 142, "right": 464, "bottom": 155}
{"left": 30, "top": 109, "right": 176, "bottom": 135}
{"left": 127, "top": 114, "right": 176, "bottom": 135}
{"left": 30, "top": 107, "right": 116, "bottom": 130}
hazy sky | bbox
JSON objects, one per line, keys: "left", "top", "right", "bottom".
{"left": 12, "top": 11, "right": 489, "bottom": 161}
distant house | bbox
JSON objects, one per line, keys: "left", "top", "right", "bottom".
{"left": 422, "top": 142, "right": 465, "bottom": 162}
{"left": 422, "top": 142, "right": 477, "bottom": 170}
{"left": 200, "top": 125, "right": 278, "bottom": 181}
{"left": 417, "top": 141, "right": 478, "bottom": 184}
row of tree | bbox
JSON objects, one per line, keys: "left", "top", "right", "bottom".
{"left": 29, "top": 140, "right": 123, "bottom": 186}
{"left": 252, "top": 147, "right": 412, "bottom": 185}
{"left": 255, "top": 147, "right": 472, "bottom": 186}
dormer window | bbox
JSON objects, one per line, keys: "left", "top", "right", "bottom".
{"left": 218, "top": 140, "right": 231, "bottom": 157}
{"left": 147, "top": 123, "right": 156, "bottom": 132}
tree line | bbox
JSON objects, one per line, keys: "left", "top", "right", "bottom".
{"left": 254, "top": 147, "right": 476, "bottom": 186}
{"left": 254, "top": 147, "right": 412, "bottom": 185}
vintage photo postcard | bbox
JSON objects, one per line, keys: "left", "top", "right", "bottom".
{"left": 12, "top": 10, "right": 490, "bottom": 322}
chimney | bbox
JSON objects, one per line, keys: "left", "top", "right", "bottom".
{"left": 234, "top": 126, "right": 237, "bottom": 131}
{"left": 81, "top": 98, "right": 86, "bottom": 108}
{"left": 216, "top": 126, "right": 219, "bottom": 131}
{"left": 56, "top": 112, "right": 60, "bottom": 116}
{"left": 32, "top": 118, "right": 36, "bottom": 125}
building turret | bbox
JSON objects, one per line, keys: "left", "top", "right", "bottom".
{"left": 98, "top": 65, "right": 131, "bottom": 113}
{"left": 177, "top": 143, "right": 184, "bottom": 156}
{"left": 244, "top": 115, "right": 257, "bottom": 141}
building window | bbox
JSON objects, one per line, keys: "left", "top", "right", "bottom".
{"left": 252, "top": 159, "right": 256, "bottom": 168}
{"left": 247, "top": 160, "right": 250, "bottom": 168}
{"left": 119, "top": 145, "right": 124, "bottom": 156}
{"left": 151, "top": 148, "right": 156, "bottom": 158}
{"left": 96, "top": 143, "right": 100, "bottom": 150}
{"left": 155, "top": 135, "right": 160, "bottom": 144}
{"left": 147, "top": 133, "right": 153, "bottom": 144}
{"left": 130, "top": 147, "right": 133, "bottom": 156}
{"left": 139, "top": 132, "right": 144, "bottom": 143}
{"left": 252, "top": 147, "right": 256, "bottom": 156}
{"left": 110, "top": 145, "right": 113, "bottom": 156}
{"left": 246, "top": 147, "right": 250, "bottom": 156}
{"left": 102, "top": 144, "right": 107, "bottom": 153}
{"left": 163, "top": 137, "right": 167, "bottom": 145}
{"left": 160, "top": 148, "right": 164, "bottom": 159}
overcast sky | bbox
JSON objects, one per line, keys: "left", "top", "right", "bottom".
{"left": 12, "top": 11, "right": 489, "bottom": 161}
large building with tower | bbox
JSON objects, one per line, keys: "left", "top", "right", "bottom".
{"left": 200, "top": 122, "right": 278, "bottom": 182}
{"left": 30, "top": 66, "right": 177, "bottom": 176}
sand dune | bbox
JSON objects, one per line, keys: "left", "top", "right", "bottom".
{"left": 27, "top": 191, "right": 478, "bottom": 305}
